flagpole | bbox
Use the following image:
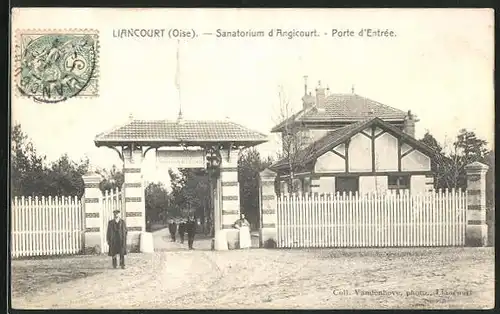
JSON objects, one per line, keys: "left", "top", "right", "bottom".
{"left": 176, "top": 39, "right": 183, "bottom": 122}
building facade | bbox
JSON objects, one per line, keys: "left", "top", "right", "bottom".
{"left": 270, "top": 81, "right": 437, "bottom": 195}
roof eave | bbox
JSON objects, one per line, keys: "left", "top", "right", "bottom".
{"left": 94, "top": 138, "right": 268, "bottom": 148}
{"left": 271, "top": 117, "right": 406, "bottom": 132}
{"left": 302, "top": 117, "right": 406, "bottom": 122}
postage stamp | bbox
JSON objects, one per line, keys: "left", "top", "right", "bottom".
{"left": 13, "top": 29, "right": 99, "bottom": 103}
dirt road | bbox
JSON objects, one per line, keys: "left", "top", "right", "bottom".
{"left": 11, "top": 228, "right": 495, "bottom": 309}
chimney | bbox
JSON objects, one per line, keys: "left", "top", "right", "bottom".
{"left": 403, "top": 110, "right": 417, "bottom": 138}
{"left": 301, "top": 76, "right": 315, "bottom": 110}
{"left": 302, "top": 93, "right": 315, "bottom": 110}
{"left": 315, "top": 80, "right": 326, "bottom": 110}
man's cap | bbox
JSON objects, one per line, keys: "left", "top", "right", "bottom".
{"left": 113, "top": 210, "right": 120, "bottom": 214}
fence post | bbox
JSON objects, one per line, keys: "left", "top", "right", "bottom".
{"left": 82, "top": 172, "right": 103, "bottom": 254}
{"left": 218, "top": 148, "right": 240, "bottom": 250}
{"left": 259, "top": 168, "right": 278, "bottom": 248}
{"left": 465, "top": 161, "right": 489, "bottom": 247}
{"left": 123, "top": 145, "right": 146, "bottom": 253}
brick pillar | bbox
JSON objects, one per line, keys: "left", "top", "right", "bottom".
{"left": 82, "top": 172, "right": 103, "bottom": 254}
{"left": 465, "top": 161, "right": 489, "bottom": 247}
{"left": 218, "top": 149, "right": 240, "bottom": 249}
{"left": 425, "top": 174, "right": 435, "bottom": 192}
{"left": 259, "top": 168, "right": 278, "bottom": 248}
{"left": 123, "top": 145, "right": 145, "bottom": 252}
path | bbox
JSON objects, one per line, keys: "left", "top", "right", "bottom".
{"left": 12, "top": 230, "right": 495, "bottom": 309}
{"left": 12, "top": 228, "right": 223, "bottom": 309}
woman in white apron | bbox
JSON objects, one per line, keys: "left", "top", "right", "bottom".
{"left": 233, "top": 213, "right": 251, "bottom": 249}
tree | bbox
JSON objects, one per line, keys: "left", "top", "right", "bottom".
{"left": 419, "top": 129, "right": 489, "bottom": 190}
{"left": 166, "top": 168, "right": 210, "bottom": 225}
{"left": 11, "top": 123, "right": 48, "bottom": 196}
{"left": 45, "top": 154, "right": 89, "bottom": 197}
{"left": 179, "top": 168, "right": 210, "bottom": 221}
{"left": 167, "top": 169, "right": 185, "bottom": 218}
{"left": 238, "top": 148, "right": 274, "bottom": 228}
{"left": 447, "top": 129, "right": 489, "bottom": 189}
{"left": 11, "top": 123, "right": 92, "bottom": 197}
{"left": 419, "top": 130, "right": 443, "bottom": 153}
{"left": 273, "top": 85, "right": 314, "bottom": 193}
{"left": 97, "top": 164, "right": 124, "bottom": 192}
{"left": 419, "top": 131, "right": 448, "bottom": 189}
{"left": 145, "top": 182, "right": 170, "bottom": 223}
{"left": 455, "top": 129, "right": 489, "bottom": 162}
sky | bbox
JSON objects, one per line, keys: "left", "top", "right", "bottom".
{"left": 11, "top": 8, "right": 494, "bottom": 184}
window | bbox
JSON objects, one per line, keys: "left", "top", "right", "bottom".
{"left": 388, "top": 175, "right": 410, "bottom": 194}
{"left": 335, "top": 177, "right": 359, "bottom": 194}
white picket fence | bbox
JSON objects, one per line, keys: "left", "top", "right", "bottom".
{"left": 276, "top": 189, "right": 467, "bottom": 248}
{"left": 100, "top": 187, "right": 125, "bottom": 253}
{"left": 11, "top": 196, "right": 84, "bottom": 258}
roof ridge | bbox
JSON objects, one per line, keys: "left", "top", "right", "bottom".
{"left": 357, "top": 95, "right": 407, "bottom": 114}
{"left": 325, "top": 93, "right": 407, "bottom": 114}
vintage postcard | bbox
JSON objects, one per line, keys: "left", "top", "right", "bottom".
{"left": 10, "top": 8, "right": 494, "bottom": 309}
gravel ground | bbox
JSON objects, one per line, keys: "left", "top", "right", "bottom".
{"left": 11, "top": 228, "right": 494, "bottom": 310}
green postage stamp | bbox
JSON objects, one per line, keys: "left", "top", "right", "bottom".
{"left": 13, "top": 29, "right": 99, "bottom": 103}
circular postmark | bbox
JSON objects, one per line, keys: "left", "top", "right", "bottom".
{"left": 17, "top": 34, "right": 97, "bottom": 103}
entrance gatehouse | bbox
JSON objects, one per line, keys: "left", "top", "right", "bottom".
{"left": 87, "top": 118, "right": 268, "bottom": 251}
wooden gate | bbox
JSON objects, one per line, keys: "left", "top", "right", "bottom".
{"left": 276, "top": 190, "right": 467, "bottom": 248}
{"left": 100, "top": 187, "right": 125, "bottom": 253}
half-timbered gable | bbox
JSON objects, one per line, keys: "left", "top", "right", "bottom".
{"left": 272, "top": 117, "right": 437, "bottom": 195}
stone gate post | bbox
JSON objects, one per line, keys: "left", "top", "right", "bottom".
{"left": 123, "top": 145, "right": 146, "bottom": 252}
{"left": 217, "top": 149, "right": 240, "bottom": 250}
{"left": 82, "top": 172, "right": 103, "bottom": 254}
{"left": 465, "top": 161, "right": 489, "bottom": 246}
{"left": 259, "top": 168, "right": 278, "bottom": 248}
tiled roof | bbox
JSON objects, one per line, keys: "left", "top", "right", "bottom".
{"left": 271, "top": 93, "right": 407, "bottom": 132}
{"left": 270, "top": 117, "right": 437, "bottom": 171}
{"left": 94, "top": 119, "right": 268, "bottom": 146}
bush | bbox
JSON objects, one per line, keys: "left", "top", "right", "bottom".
{"left": 83, "top": 245, "right": 101, "bottom": 255}
{"left": 263, "top": 239, "right": 277, "bottom": 249}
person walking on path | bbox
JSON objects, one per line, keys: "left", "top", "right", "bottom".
{"left": 178, "top": 219, "right": 186, "bottom": 244}
{"left": 185, "top": 216, "right": 197, "bottom": 250}
{"left": 168, "top": 219, "right": 177, "bottom": 242}
{"left": 233, "top": 213, "right": 251, "bottom": 249}
{"left": 106, "top": 210, "right": 128, "bottom": 269}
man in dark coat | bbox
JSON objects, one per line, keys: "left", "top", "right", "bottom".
{"left": 185, "top": 216, "right": 196, "bottom": 250}
{"left": 178, "top": 219, "right": 186, "bottom": 244}
{"left": 106, "top": 210, "right": 128, "bottom": 269}
{"left": 168, "top": 219, "right": 177, "bottom": 242}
